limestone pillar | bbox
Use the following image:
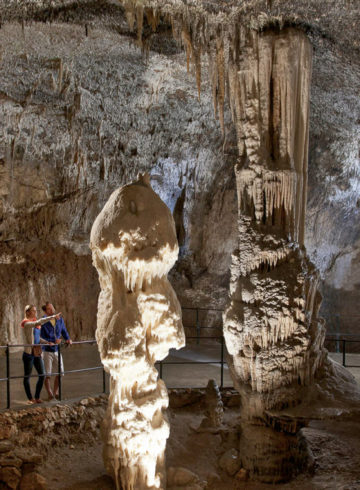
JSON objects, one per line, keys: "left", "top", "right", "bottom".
{"left": 223, "top": 27, "right": 326, "bottom": 421}
{"left": 90, "top": 174, "right": 185, "bottom": 490}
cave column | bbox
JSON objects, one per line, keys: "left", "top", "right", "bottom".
{"left": 224, "top": 28, "right": 326, "bottom": 416}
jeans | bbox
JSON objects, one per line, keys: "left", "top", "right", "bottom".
{"left": 22, "top": 351, "right": 45, "bottom": 400}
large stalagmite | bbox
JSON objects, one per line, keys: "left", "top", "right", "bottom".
{"left": 90, "top": 173, "right": 185, "bottom": 490}
{"left": 223, "top": 29, "right": 327, "bottom": 480}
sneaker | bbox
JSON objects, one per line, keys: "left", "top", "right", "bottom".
{"left": 35, "top": 399, "right": 43, "bottom": 404}
{"left": 27, "top": 399, "right": 36, "bottom": 405}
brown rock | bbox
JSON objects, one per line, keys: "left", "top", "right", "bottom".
{"left": 235, "top": 468, "right": 248, "bottom": 481}
{"left": 19, "top": 472, "right": 47, "bottom": 490}
{"left": 168, "top": 389, "right": 204, "bottom": 408}
{"left": 14, "top": 450, "right": 42, "bottom": 465}
{"left": 0, "top": 456, "right": 22, "bottom": 468}
{"left": 0, "top": 424, "right": 16, "bottom": 441}
{"left": 0, "top": 466, "right": 22, "bottom": 489}
{"left": 218, "top": 448, "right": 241, "bottom": 476}
{"left": 167, "top": 467, "right": 199, "bottom": 486}
{"left": 226, "top": 394, "right": 241, "bottom": 408}
{"left": 0, "top": 441, "right": 14, "bottom": 454}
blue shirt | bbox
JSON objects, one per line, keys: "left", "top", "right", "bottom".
{"left": 33, "top": 327, "right": 41, "bottom": 344}
{"left": 41, "top": 317, "right": 70, "bottom": 352}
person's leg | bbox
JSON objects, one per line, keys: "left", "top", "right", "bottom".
{"left": 22, "top": 352, "right": 34, "bottom": 401}
{"left": 53, "top": 354, "right": 64, "bottom": 398}
{"left": 54, "top": 375, "right": 59, "bottom": 397}
{"left": 33, "top": 356, "right": 45, "bottom": 400}
{"left": 43, "top": 352, "right": 54, "bottom": 399}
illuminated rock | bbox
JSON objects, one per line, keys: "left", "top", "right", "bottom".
{"left": 90, "top": 173, "right": 185, "bottom": 490}
{"left": 223, "top": 29, "right": 327, "bottom": 418}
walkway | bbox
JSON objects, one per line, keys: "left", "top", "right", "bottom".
{"left": 0, "top": 342, "right": 358, "bottom": 410}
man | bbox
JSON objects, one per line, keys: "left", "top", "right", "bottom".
{"left": 40, "top": 302, "right": 72, "bottom": 401}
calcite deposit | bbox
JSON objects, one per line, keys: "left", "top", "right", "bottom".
{"left": 223, "top": 29, "right": 327, "bottom": 415}
{"left": 90, "top": 174, "right": 185, "bottom": 489}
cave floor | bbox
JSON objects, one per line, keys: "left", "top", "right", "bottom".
{"left": 40, "top": 408, "right": 360, "bottom": 490}
{"left": 0, "top": 344, "right": 358, "bottom": 410}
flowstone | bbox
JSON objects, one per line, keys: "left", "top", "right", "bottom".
{"left": 90, "top": 174, "right": 185, "bottom": 490}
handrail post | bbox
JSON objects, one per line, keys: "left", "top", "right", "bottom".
{"left": 220, "top": 336, "right": 224, "bottom": 389}
{"left": 342, "top": 339, "right": 346, "bottom": 367}
{"left": 6, "top": 344, "right": 10, "bottom": 409}
{"left": 58, "top": 343, "right": 62, "bottom": 401}
{"left": 196, "top": 308, "right": 200, "bottom": 345}
{"left": 102, "top": 367, "right": 106, "bottom": 394}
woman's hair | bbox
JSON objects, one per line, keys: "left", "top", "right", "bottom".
{"left": 24, "top": 304, "right": 36, "bottom": 317}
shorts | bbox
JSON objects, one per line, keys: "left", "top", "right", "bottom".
{"left": 43, "top": 351, "right": 64, "bottom": 376}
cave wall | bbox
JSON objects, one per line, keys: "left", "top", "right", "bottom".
{"left": 307, "top": 42, "right": 360, "bottom": 336}
{"left": 0, "top": 21, "right": 237, "bottom": 344}
{"left": 0, "top": 5, "right": 359, "bottom": 344}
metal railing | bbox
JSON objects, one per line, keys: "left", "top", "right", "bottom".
{"left": 0, "top": 340, "right": 105, "bottom": 410}
{"left": 156, "top": 335, "right": 226, "bottom": 389}
{"left": 0, "top": 334, "right": 228, "bottom": 410}
{"left": 181, "top": 306, "right": 223, "bottom": 344}
{"left": 1, "top": 317, "right": 359, "bottom": 410}
{"left": 324, "top": 335, "right": 360, "bottom": 368}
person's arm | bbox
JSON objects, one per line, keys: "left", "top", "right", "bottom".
{"left": 21, "top": 314, "right": 58, "bottom": 329}
{"left": 60, "top": 319, "right": 72, "bottom": 344}
{"left": 38, "top": 336, "right": 54, "bottom": 345}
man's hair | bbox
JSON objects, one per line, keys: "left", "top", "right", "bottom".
{"left": 41, "top": 301, "right": 53, "bottom": 312}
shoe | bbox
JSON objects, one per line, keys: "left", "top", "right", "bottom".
{"left": 35, "top": 399, "right": 43, "bottom": 404}
{"left": 47, "top": 395, "right": 55, "bottom": 401}
{"left": 27, "top": 399, "right": 36, "bottom": 405}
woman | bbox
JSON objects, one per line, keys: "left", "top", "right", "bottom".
{"left": 20, "top": 304, "right": 58, "bottom": 404}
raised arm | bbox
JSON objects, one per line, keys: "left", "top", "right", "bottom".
{"left": 21, "top": 314, "right": 58, "bottom": 328}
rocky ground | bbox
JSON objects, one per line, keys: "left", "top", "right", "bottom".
{"left": 0, "top": 390, "right": 359, "bottom": 489}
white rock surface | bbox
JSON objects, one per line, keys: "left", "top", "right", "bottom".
{"left": 90, "top": 174, "right": 185, "bottom": 489}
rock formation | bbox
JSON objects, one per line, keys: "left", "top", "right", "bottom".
{"left": 0, "top": 1, "right": 359, "bottom": 344}
{"left": 90, "top": 174, "right": 185, "bottom": 489}
{"left": 223, "top": 28, "right": 327, "bottom": 413}
{"left": 199, "top": 379, "right": 223, "bottom": 429}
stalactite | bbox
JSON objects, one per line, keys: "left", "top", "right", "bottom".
{"left": 181, "top": 27, "right": 192, "bottom": 74}
{"left": 216, "top": 36, "right": 225, "bottom": 135}
{"left": 194, "top": 46, "right": 201, "bottom": 99}
{"left": 136, "top": 6, "right": 144, "bottom": 47}
{"left": 145, "top": 8, "right": 159, "bottom": 33}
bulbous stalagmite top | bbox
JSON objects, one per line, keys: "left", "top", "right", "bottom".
{"left": 90, "top": 173, "right": 179, "bottom": 290}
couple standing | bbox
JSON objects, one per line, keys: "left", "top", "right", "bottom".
{"left": 21, "top": 302, "right": 72, "bottom": 403}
